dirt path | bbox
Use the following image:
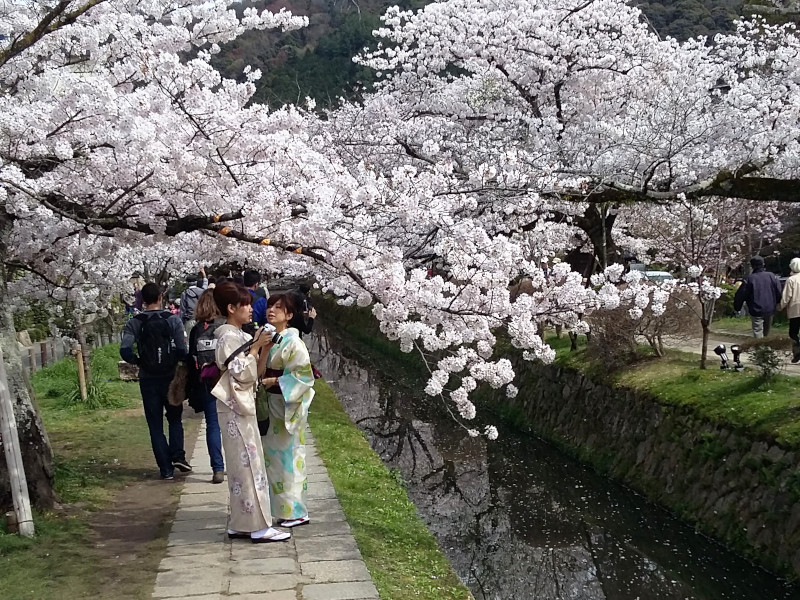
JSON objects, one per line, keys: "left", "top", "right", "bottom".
{"left": 86, "top": 409, "right": 203, "bottom": 599}
{"left": 662, "top": 331, "right": 800, "bottom": 376}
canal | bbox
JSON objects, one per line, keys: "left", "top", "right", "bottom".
{"left": 309, "top": 327, "right": 800, "bottom": 600}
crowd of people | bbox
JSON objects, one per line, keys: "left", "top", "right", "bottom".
{"left": 120, "top": 269, "right": 317, "bottom": 543}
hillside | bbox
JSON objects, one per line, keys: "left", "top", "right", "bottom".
{"left": 212, "top": 0, "right": 786, "bottom": 109}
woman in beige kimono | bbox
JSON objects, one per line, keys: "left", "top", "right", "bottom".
{"left": 211, "top": 282, "right": 290, "bottom": 543}
{"left": 260, "top": 293, "right": 315, "bottom": 527}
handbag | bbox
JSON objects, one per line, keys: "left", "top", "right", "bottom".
{"left": 167, "top": 363, "right": 188, "bottom": 407}
{"left": 198, "top": 340, "right": 253, "bottom": 388}
{"left": 262, "top": 368, "right": 283, "bottom": 394}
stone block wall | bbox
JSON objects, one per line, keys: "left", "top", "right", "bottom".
{"left": 493, "top": 359, "right": 800, "bottom": 579}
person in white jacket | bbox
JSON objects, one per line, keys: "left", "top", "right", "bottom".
{"left": 778, "top": 257, "right": 800, "bottom": 363}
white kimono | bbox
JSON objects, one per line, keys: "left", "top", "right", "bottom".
{"left": 211, "top": 324, "right": 272, "bottom": 531}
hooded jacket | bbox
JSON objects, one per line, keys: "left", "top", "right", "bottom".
{"left": 733, "top": 268, "right": 782, "bottom": 317}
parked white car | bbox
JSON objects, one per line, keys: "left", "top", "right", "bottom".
{"left": 644, "top": 270, "right": 675, "bottom": 282}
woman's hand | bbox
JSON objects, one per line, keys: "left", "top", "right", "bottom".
{"left": 251, "top": 328, "right": 273, "bottom": 348}
{"left": 261, "top": 376, "right": 279, "bottom": 387}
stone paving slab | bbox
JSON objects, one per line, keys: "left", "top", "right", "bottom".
{"left": 227, "top": 572, "right": 309, "bottom": 594}
{"left": 151, "top": 422, "right": 377, "bottom": 599}
{"left": 301, "top": 559, "right": 371, "bottom": 583}
{"left": 307, "top": 480, "right": 337, "bottom": 500}
{"left": 292, "top": 519, "right": 351, "bottom": 538}
{"left": 306, "top": 471, "right": 332, "bottom": 483}
{"left": 302, "top": 581, "right": 380, "bottom": 600}
{"left": 295, "top": 535, "right": 362, "bottom": 562}
{"left": 152, "top": 568, "right": 226, "bottom": 598}
{"left": 229, "top": 592, "right": 296, "bottom": 600}
{"left": 170, "top": 518, "right": 228, "bottom": 533}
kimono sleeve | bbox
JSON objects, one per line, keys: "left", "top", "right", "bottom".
{"left": 216, "top": 331, "right": 259, "bottom": 387}
{"left": 277, "top": 336, "right": 315, "bottom": 393}
{"left": 276, "top": 336, "right": 315, "bottom": 434}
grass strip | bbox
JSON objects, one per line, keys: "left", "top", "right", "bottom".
{"left": 309, "top": 379, "right": 472, "bottom": 600}
{"left": 1, "top": 343, "right": 198, "bottom": 599}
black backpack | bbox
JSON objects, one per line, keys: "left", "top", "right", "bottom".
{"left": 136, "top": 311, "right": 178, "bottom": 376}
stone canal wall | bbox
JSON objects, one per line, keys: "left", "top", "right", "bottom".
{"left": 492, "top": 357, "right": 800, "bottom": 579}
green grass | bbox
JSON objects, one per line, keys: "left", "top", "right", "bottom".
{"left": 310, "top": 380, "right": 472, "bottom": 600}
{"left": 0, "top": 514, "right": 99, "bottom": 599}
{"left": 612, "top": 353, "right": 800, "bottom": 446}
{"left": 1, "top": 343, "right": 195, "bottom": 599}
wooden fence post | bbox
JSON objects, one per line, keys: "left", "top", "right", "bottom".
{"left": 40, "top": 343, "right": 47, "bottom": 368}
{"left": 28, "top": 348, "right": 36, "bottom": 374}
{"left": 74, "top": 347, "right": 88, "bottom": 402}
{"left": 0, "top": 347, "right": 35, "bottom": 537}
{"left": 50, "top": 340, "right": 55, "bottom": 363}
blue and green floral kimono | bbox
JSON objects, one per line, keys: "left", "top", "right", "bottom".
{"left": 263, "top": 327, "right": 315, "bottom": 520}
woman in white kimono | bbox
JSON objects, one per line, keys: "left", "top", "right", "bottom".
{"left": 260, "top": 293, "right": 315, "bottom": 527}
{"left": 211, "top": 282, "right": 290, "bottom": 543}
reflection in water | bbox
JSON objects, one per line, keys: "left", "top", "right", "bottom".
{"left": 309, "top": 329, "right": 800, "bottom": 600}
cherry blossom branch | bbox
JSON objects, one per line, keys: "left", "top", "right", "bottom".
{"left": 0, "top": 0, "right": 107, "bottom": 69}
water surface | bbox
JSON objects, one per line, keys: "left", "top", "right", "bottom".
{"left": 309, "top": 329, "right": 800, "bottom": 600}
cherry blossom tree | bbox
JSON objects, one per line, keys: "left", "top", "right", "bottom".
{"left": 3, "top": 0, "right": 800, "bottom": 507}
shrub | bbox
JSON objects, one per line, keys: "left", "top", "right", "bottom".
{"left": 748, "top": 345, "right": 783, "bottom": 382}
{"left": 65, "top": 372, "right": 113, "bottom": 409}
{"left": 586, "top": 288, "right": 699, "bottom": 369}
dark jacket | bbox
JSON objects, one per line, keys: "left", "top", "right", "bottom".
{"left": 733, "top": 268, "right": 782, "bottom": 317}
{"left": 120, "top": 309, "right": 187, "bottom": 378}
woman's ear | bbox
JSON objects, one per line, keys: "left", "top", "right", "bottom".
{"left": 227, "top": 303, "right": 235, "bottom": 316}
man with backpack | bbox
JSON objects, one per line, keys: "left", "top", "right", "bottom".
{"left": 180, "top": 267, "right": 208, "bottom": 335}
{"left": 121, "top": 282, "right": 191, "bottom": 480}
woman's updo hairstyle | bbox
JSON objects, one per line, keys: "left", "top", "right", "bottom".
{"left": 213, "top": 282, "right": 252, "bottom": 316}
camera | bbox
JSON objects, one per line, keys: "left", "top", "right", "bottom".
{"left": 260, "top": 322, "right": 283, "bottom": 345}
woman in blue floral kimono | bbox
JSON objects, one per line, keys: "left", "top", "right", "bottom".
{"left": 260, "top": 293, "right": 316, "bottom": 527}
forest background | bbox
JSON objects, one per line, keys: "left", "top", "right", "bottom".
{"left": 213, "top": 0, "right": 791, "bottom": 110}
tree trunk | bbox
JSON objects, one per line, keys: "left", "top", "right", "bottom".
{"left": 577, "top": 205, "right": 620, "bottom": 275}
{"left": 0, "top": 210, "right": 56, "bottom": 510}
{"left": 700, "top": 319, "right": 710, "bottom": 370}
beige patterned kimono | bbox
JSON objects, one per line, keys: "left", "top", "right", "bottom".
{"left": 211, "top": 324, "right": 272, "bottom": 532}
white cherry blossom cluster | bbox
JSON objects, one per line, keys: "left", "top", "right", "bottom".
{"left": 2, "top": 0, "right": 798, "bottom": 439}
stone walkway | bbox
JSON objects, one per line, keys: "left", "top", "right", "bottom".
{"left": 151, "top": 422, "right": 379, "bottom": 600}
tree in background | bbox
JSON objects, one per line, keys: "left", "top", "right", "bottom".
{"left": 3, "top": 0, "right": 800, "bottom": 506}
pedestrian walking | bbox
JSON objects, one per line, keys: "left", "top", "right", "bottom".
{"left": 120, "top": 282, "right": 191, "bottom": 480}
{"left": 779, "top": 257, "right": 800, "bottom": 362}
{"left": 187, "top": 290, "right": 226, "bottom": 483}
{"left": 733, "top": 256, "right": 782, "bottom": 338}
{"left": 180, "top": 267, "right": 208, "bottom": 335}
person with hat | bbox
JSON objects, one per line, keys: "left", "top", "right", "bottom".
{"left": 733, "top": 256, "right": 782, "bottom": 338}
